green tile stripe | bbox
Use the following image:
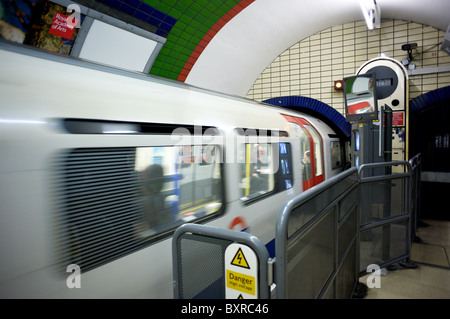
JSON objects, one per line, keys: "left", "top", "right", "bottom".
{"left": 144, "top": 0, "right": 254, "bottom": 80}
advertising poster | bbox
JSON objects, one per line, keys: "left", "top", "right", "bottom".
{"left": 0, "top": 0, "right": 84, "bottom": 55}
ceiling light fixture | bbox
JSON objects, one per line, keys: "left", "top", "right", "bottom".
{"left": 360, "top": 0, "right": 381, "bottom": 31}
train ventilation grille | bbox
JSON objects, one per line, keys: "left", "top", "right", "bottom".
{"left": 55, "top": 147, "right": 145, "bottom": 273}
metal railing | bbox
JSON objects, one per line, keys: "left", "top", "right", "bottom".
{"left": 172, "top": 155, "right": 422, "bottom": 299}
{"left": 275, "top": 167, "right": 359, "bottom": 298}
{"left": 358, "top": 161, "right": 413, "bottom": 271}
{"left": 172, "top": 223, "right": 271, "bottom": 299}
{"left": 409, "top": 153, "right": 422, "bottom": 242}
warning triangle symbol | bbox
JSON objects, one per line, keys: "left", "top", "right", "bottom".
{"left": 231, "top": 248, "right": 250, "bottom": 269}
{"left": 238, "top": 294, "right": 244, "bottom": 299}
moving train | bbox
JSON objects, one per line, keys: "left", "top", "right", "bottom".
{"left": 0, "top": 41, "right": 350, "bottom": 298}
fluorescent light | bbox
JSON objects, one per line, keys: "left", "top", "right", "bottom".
{"left": 360, "top": 0, "right": 380, "bottom": 31}
{"left": 0, "top": 119, "right": 45, "bottom": 124}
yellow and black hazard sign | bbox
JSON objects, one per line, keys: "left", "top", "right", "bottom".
{"left": 230, "top": 247, "right": 250, "bottom": 269}
{"left": 226, "top": 270, "right": 255, "bottom": 296}
{"left": 224, "top": 243, "right": 258, "bottom": 299}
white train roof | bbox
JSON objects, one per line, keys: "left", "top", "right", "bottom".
{"left": 0, "top": 41, "right": 294, "bottom": 134}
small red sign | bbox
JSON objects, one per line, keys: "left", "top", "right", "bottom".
{"left": 392, "top": 112, "right": 404, "bottom": 126}
{"left": 48, "top": 13, "right": 77, "bottom": 39}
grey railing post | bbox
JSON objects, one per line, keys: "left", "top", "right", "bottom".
{"left": 172, "top": 223, "right": 270, "bottom": 299}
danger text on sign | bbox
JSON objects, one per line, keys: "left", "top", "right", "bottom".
{"left": 226, "top": 270, "right": 255, "bottom": 295}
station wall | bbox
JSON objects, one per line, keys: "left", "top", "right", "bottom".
{"left": 246, "top": 19, "right": 450, "bottom": 117}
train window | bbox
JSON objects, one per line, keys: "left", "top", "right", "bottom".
{"left": 239, "top": 143, "right": 275, "bottom": 201}
{"left": 135, "top": 145, "right": 223, "bottom": 236}
{"left": 289, "top": 122, "right": 312, "bottom": 187}
{"left": 282, "top": 114, "right": 325, "bottom": 189}
{"left": 331, "top": 141, "right": 343, "bottom": 170}
{"left": 58, "top": 145, "right": 223, "bottom": 272}
{"left": 277, "top": 142, "right": 294, "bottom": 191}
{"left": 303, "top": 124, "right": 324, "bottom": 178}
{"left": 239, "top": 143, "right": 293, "bottom": 202}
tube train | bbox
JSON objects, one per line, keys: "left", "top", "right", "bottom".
{"left": 0, "top": 41, "right": 350, "bottom": 298}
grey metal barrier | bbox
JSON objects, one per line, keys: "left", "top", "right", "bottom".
{"left": 409, "top": 153, "right": 422, "bottom": 242}
{"left": 275, "top": 167, "right": 359, "bottom": 299}
{"left": 358, "top": 161, "right": 413, "bottom": 272}
{"left": 172, "top": 158, "right": 421, "bottom": 299}
{"left": 172, "top": 223, "right": 271, "bottom": 299}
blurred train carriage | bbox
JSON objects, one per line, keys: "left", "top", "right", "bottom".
{"left": 0, "top": 42, "right": 349, "bottom": 298}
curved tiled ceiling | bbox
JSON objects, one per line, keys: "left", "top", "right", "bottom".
{"left": 96, "top": 0, "right": 449, "bottom": 96}
{"left": 150, "top": 0, "right": 255, "bottom": 82}
{"left": 96, "top": 0, "right": 253, "bottom": 80}
{"left": 109, "top": 0, "right": 255, "bottom": 81}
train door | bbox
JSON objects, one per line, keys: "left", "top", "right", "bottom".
{"left": 282, "top": 114, "right": 325, "bottom": 190}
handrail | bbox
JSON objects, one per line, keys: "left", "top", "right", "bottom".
{"left": 358, "top": 160, "right": 412, "bottom": 176}
{"left": 278, "top": 167, "right": 357, "bottom": 226}
{"left": 277, "top": 167, "right": 358, "bottom": 240}
{"left": 172, "top": 223, "right": 271, "bottom": 299}
{"left": 275, "top": 167, "right": 359, "bottom": 298}
{"left": 409, "top": 153, "right": 422, "bottom": 168}
{"left": 275, "top": 158, "right": 421, "bottom": 299}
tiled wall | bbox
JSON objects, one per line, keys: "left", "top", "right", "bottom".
{"left": 95, "top": 0, "right": 177, "bottom": 38}
{"left": 92, "top": 0, "right": 254, "bottom": 81}
{"left": 143, "top": 0, "right": 253, "bottom": 81}
{"left": 246, "top": 20, "right": 450, "bottom": 116}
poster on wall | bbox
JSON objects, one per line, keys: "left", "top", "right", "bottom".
{"left": 392, "top": 111, "right": 405, "bottom": 127}
{"left": 0, "top": 0, "right": 35, "bottom": 43}
{"left": 0, "top": 0, "right": 84, "bottom": 55}
{"left": 48, "top": 11, "right": 78, "bottom": 40}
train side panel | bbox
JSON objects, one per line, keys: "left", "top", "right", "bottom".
{"left": 0, "top": 44, "right": 347, "bottom": 298}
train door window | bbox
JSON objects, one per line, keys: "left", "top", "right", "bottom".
{"left": 289, "top": 122, "right": 313, "bottom": 190}
{"left": 277, "top": 142, "right": 294, "bottom": 191}
{"left": 330, "top": 141, "right": 343, "bottom": 170}
{"left": 281, "top": 114, "right": 325, "bottom": 189}
{"left": 303, "top": 124, "right": 325, "bottom": 184}
{"left": 239, "top": 143, "right": 275, "bottom": 201}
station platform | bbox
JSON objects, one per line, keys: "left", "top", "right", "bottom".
{"left": 360, "top": 219, "right": 450, "bottom": 299}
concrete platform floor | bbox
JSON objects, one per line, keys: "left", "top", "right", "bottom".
{"left": 359, "top": 219, "right": 450, "bottom": 299}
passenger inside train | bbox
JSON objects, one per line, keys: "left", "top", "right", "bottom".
{"left": 302, "top": 150, "right": 312, "bottom": 182}
{"left": 141, "top": 164, "right": 171, "bottom": 229}
{"left": 240, "top": 143, "right": 274, "bottom": 201}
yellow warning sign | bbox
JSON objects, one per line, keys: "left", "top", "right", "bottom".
{"left": 225, "top": 243, "right": 258, "bottom": 299}
{"left": 226, "top": 270, "right": 255, "bottom": 296}
{"left": 230, "top": 248, "right": 250, "bottom": 269}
